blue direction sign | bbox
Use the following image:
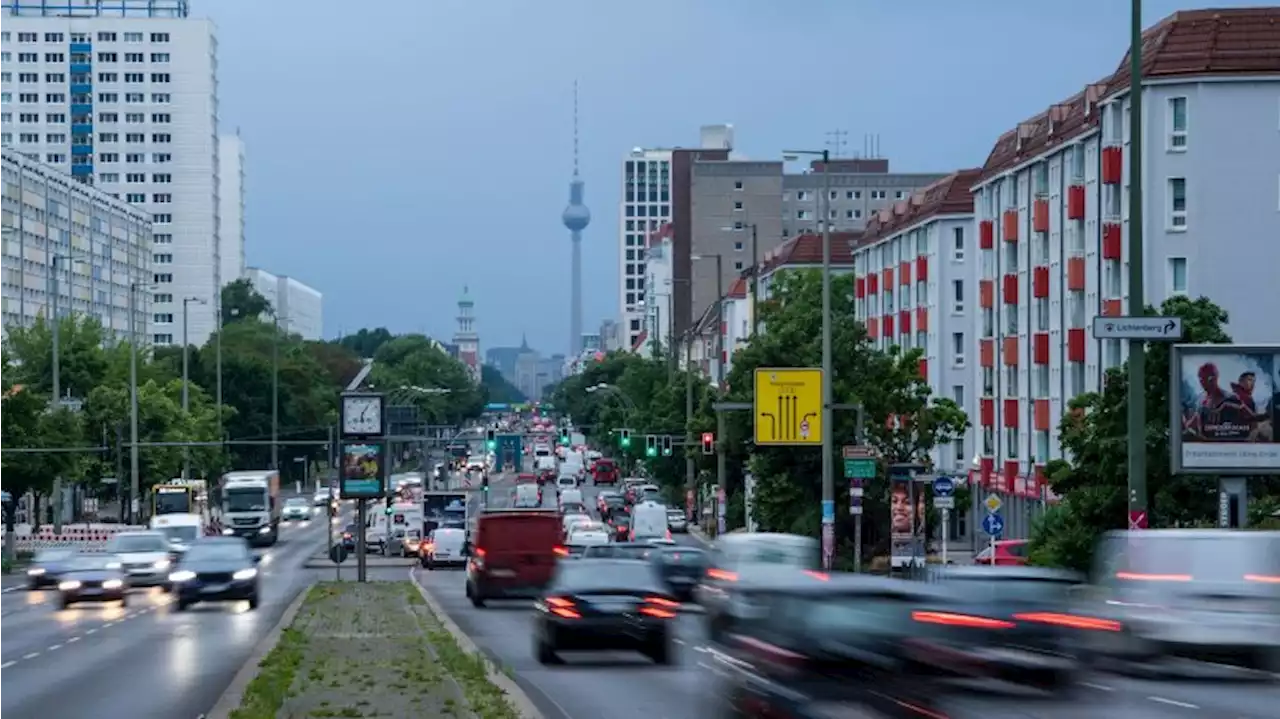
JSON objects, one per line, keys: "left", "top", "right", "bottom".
{"left": 932, "top": 476, "right": 955, "bottom": 497}
{"left": 981, "top": 513, "right": 1005, "bottom": 537}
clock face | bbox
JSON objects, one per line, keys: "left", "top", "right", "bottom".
{"left": 342, "top": 396, "right": 383, "bottom": 435}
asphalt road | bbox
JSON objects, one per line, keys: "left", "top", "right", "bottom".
{"left": 0, "top": 511, "right": 330, "bottom": 719}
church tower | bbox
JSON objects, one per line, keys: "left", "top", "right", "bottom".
{"left": 454, "top": 286, "right": 480, "bottom": 383}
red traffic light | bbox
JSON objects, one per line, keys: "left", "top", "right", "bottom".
{"left": 701, "top": 432, "right": 715, "bottom": 454}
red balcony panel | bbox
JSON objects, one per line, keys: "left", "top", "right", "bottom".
{"left": 883, "top": 314, "right": 895, "bottom": 337}
{"left": 979, "top": 220, "right": 995, "bottom": 249}
{"left": 1067, "top": 328, "right": 1086, "bottom": 362}
{"left": 1002, "top": 209, "right": 1019, "bottom": 242}
{"left": 855, "top": 276, "right": 866, "bottom": 299}
{"left": 867, "top": 273, "right": 879, "bottom": 294}
{"left": 1034, "top": 399, "right": 1051, "bottom": 431}
{"left": 1033, "top": 332, "right": 1050, "bottom": 365}
{"left": 1102, "top": 223, "right": 1122, "bottom": 260}
{"left": 881, "top": 268, "right": 894, "bottom": 291}
{"left": 979, "top": 279, "right": 994, "bottom": 309}
{"left": 1003, "top": 337, "right": 1019, "bottom": 366}
{"left": 915, "top": 307, "right": 928, "bottom": 332}
{"left": 1003, "top": 461, "right": 1020, "bottom": 493}
{"left": 980, "top": 457, "right": 997, "bottom": 489}
{"left": 1002, "top": 273, "right": 1019, "bottom": 304}
{"left": 980, "top": 338, "right": 995, "bottom": 367}
{"left": 1033, "top": 198, "right": 1050, "bottom": 233}
{"left": 980, "top": 398, "right": 995, "bottom": 427}
{"left": 1003, "top": 399, "right": 1019, "bottom": 427}
{"left": 1101, "top": 145, "right": 1123, "bottom": 185}
{"left": 1032, "top": 266, "right": 1050, "bottom": 298}
{"left": 1067, "top": 184, "right": 1086, "bottom": 220}
{"left": 1102, "top": 299, "right": 1122, "bottom": 317}
{"left": 917, "top": 358, "right": 928, "bottom": 379}
{"left": 899, "top": 310, "right": 911, "bottom": 334}
{"left": 915, "top": 255, "right": 928, "bottom": 282}
{"left": 899, "top": 261, "right": 911, "bottom": 286}
{"left": 867, "top": 317, "right": 879, "bottom": 340}
{"left": 1066, "top": 257, "right": 1086, "bottom": 291}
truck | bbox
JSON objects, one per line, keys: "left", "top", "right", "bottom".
{"left": 423, "top": 490, "right": 470, "bottom": 540}
{"left": 220, "top": 470, "right": 281, "bottom": 547}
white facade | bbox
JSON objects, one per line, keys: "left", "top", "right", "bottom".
{"left": 217, "top": 133, "right": 244, "bottom": 290}
{"left": 640, "top": 228, "right": 673, "bottom": 357}
{"left": 619, "top": 148, "right": 672, "bottom": 350}
{"left": 1, "top": 148, "right": 152, "bottom": 344}
{"left": 245, "top": 266, "right": 323, "bottom": 340}
{"left": 1, "top": 11, "right": 221, "bottom": 348}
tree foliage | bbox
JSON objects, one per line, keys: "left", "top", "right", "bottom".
{"left": 366, "top": 335, "right": 485, "bottom": 426}
{"left": 221, "top": 278, "right": 272, "bottom": 324}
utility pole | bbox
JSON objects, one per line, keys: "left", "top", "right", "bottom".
{"left": 272, "top": 312, "right": 280, "bottom": 471}
{"left": 684, "top": 332, "right": 695, "bottom": 521}
{"left": 819, "top": 150, "right": 835, "bottom": 567}
{"left": 1125, "top": 0, "right": 1148, "bottom": 529}
{"left": 181, "top": 296, "right": 205, "bottom": 480}
{"left": 749, "top": 223, "right": 760, "bottom": 337}
{"left": 50, "top": 255, "right": 64, "bottom": 532}
{"left": 215, "top": 301, "right": 224, "bottom": 446}
{"left": 128, "top": 282, "right": 141, "bottom": 525}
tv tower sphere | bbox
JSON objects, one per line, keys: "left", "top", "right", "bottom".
{"left": 562, "top": 202, "right": 591, "bottom": 232}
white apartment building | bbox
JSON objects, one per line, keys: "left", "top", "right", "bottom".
{"left": 217, "top": 132, "right": 244, "bottom": 290}
{"left": 852, "top": 169, "right": 983, "bottom": 476}
{"left": 619, "top": 148, "right": 672, "bottom": 349}
{"left": 1, "top": 148, "right": 152, "bottom": 344}
{"left": 970, "top": 7, "right": 1280, "bottom": 503}
{"left": 245, "top": 266, "right": 323, "bottom": 340}
{"left": 1, "top": 1, "right": 221, "bottom": 347}
{"left": 640, "top": 222, "right": 673, "bottom": 357}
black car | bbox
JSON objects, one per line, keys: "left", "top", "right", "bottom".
{"left": 606, "top": 513, "right": 631, "bottom": 542}
{"left": 705, "top": 572, "right": 953, "bottom": 718}
{"left": 534, "top": 558, "right": 679, "bottom": 665}
{"left": 649, "top": 546, "right": 708, "bottom": 602}
{"left": 26, "top": 547, "right": 80, "bottom": 589}
{"left": 56, "top": 554, "right": 129, "bottom": 609}
{"left": 168, "top": 537, "right": 262, "bottom": 610}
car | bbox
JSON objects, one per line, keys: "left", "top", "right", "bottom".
{"left": 26, "top": 547, "right": 79, "bottom": 590}
{"left": 282, "top": 497, "right": 311, "bottom": 521}
{"left": 581, "top": 543, "right": 656, "bottom": 560}
{"left": 975, "top": 538, "right": 1029, "bottom": 566}
{"left": 595, "top": 490, "right": 621, "bottom": 512}
{"left": 666, "top": 507, "right": 688, "bottom": 533}
{"left": 629, "top": 500, "right": 669, "bottom": 541}
{"left": 466, "top": 509, "right": 564, "bottom": 607}
{"left": 561, "top": 513, "right": 592, "bottom": 539}
{"left": 341, "top": 522, "right": 359, "bottom": 551}
{"left": 422, "top": 527, "right": 467, "bottom": 569}
{"left": 698, "top": 532, "right": 820, "bottom": 641}
{"left": 56, "top": 554, "right": 128, "bottom": 609}
{"left": 104, "top": 530, "right": 175, "bottom": 588}
{"left": 533, "top": 558, "right": 679, "bottom": 665}
{"left": 564, "top": 523, "right": 611, "bottom": 555}
{"left": 590, "top": 459, "right": 619, "bottom": 485}
{"left": 606, "top": 513, "right": 632, "bottom": 542}
{"left": 556, "top": 475, "right": 578, "bottom": 493}
{"left": 168, "top": 537, "right": 262, "bottom": 610}
{"left": 649, "top": 545, "right": 708, "bottom": 602}
{"left": 399, "top": 528, "right": 423, "bottom": 558}
{"left": 560, "top": 501, "right": 588, "bottom": 516}
{"left": 312, "top": 489, "right": 331, "bottom": 507}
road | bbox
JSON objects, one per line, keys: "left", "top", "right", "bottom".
{"left": 0, "top": 511, "right": 329, "bottom": 719}
{"left": 413, "top": 466, "right": 1280, "bottom": 719}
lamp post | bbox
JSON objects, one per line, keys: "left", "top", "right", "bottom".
{"left": 47, "top": 253, "right": 80, "bottom": 531}
{"left": 181, "top": 296, "right": 207, "bottom": 480}
{"left": 271, "top": 312, "right": 287, "bottom": 471}
{"left": 128, "top": 281, "right": 155, "bottom": 524}
{"left": 784, "top": 148, "right": 834, "bottom": 567}
{"left": 1125, "top": 0, "right": 1149, "bottom": 528}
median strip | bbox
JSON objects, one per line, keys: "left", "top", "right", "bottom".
{"left": 227, "top": 581, "right": 519, "bottom": 719}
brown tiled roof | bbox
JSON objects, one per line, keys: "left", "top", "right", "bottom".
{"left": 978, "top": 7, "right": 1280, "bottom": 185}
{"left": 758, "top": 232, "right": 859, "bottom": 276}
{"left": 647, "top": 222, "right": 674, "bottom": 247}
{"left": 857, "top": 169, "right": 982, "bottom": 247}
{"left": 727, "top": 277, "right": 748, "bottom": 299}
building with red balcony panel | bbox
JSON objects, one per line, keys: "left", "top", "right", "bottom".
{"left": 852, "top": 169, "right": 982, "bottom": 474}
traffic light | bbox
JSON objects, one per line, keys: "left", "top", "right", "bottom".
{"left": 645, "top": 434, "right": 658, "bottom": 458}
{"left": 620, "top": 429, "right": 631, "bottom": 448}
{"left": 485, "top": 429, "right": 497, "bottom": 451}
{"left": 559, "top": 428, "right": 570, "bottom": 446}
{"left": 702, "top": 432, "right": 715, "bottom": 455}
{"left": 661, "top": 435, "right": 674, "bottom": 457}
{"left": 384, "top": 494, "right": 393, "bottom": 515}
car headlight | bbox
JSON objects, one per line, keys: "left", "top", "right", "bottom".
{"left": 27, "top": 567, "right": 46, "bottom": 576}
{"left": 258, "top": 526, "right": 271, "bottom": 534}
{"left": 105, "top": 562, "right": 122, "bottom": 570}
{"left": 233, "top": 568, "right": 257, "bottom": 581}
{"left": 168, "top": 570, "right": 196, "bottom": 583}
{"left": 222, "top": 528, "right": 235, "bottom": 535}
{"left": 58, "top": 580, "right": 82, "bottom": 591}
{"left": 153, "top": 559, "right": 170, "bottom": 570}
{"left": 102, "top": 579, "right": 124, "bottom": 590}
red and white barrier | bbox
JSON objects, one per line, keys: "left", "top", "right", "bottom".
{"left": 14, "top": 524, "right": 147, "bottom": 553}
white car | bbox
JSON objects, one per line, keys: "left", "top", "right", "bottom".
{"left": 104, "top": 531, "right": 173, "bottom": 587}
{"left": 667, "top": 508, "right": 689, "bottom": 533}
{"left": 312, "top": 490, "right": 331, "bottom": 507}
{"left": 556, "top": 475, "right": 578, "bottom": 491}
{"left": 282, "top": 497, "right": 310, "bottom": 521}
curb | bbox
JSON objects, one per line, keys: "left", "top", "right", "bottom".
{"left": 202, "top": 580, "right": 314, "bottom": 719}
{"left": 408, "top": 567, "right": 545, "bottom": 719}
{"left": 687, "top": 526, "right": 712, "bottom": 546}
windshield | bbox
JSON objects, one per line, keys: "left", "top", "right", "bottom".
{"left": 159, "top": 526, "right": 200, "bottom": 543}
{"left": 35, "top": 548, "right": 77, "bottom": 562}
{"left": 732, "top": 540, "right": 818, "bottom": 569}
{"left": 225, "top": 486, "right": 268, "bottom": 512}
{"left": 659, "top": 548, "right": 707, "bottom": 565}
{"left": 183, "top": 542, "right": 251, "bottom": 562}
{"left": 106, "top": 534, "right": 169, "bottom": 553}
{"left": 285, "top": 498, "right": 308, "bottom": 507}
{"left": 154, "top": 489, "right": 192, "bottom": 515}
{"left": 67, "top": 555, "right": 121, "bottom": 571}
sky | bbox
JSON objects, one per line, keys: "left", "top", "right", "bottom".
{"left": 204, "top": 0, "right": 1265, "bottom": 355}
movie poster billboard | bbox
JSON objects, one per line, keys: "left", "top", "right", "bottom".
{"left": 889, "top": 475, "right": 927, "bottom": 568}
{"left": 1171, "top": 345, "right": 1280, "bottom": 474}
{"left": 340, "top": 441, "right": 388, "bottom": 498}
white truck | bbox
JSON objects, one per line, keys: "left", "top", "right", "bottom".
{"left": 220, "top": 470, "right": 281, "bottom": 547}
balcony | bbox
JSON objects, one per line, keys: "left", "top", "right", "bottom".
{"left": 1032, "top": 266, "right": 1049, "bottom": 298}
{"left": 979, "top": 220, "right": 995, "bottom": 249}
{"left": 1033, "top": 332, "right": 1049, "bottom": 365}
{"left": 1067, "top": 184, "right": 1086, "bottom": 220}
{"left": 1002, "top": 273, "right": 1018, "bottom": 304}
{"left": 1067, "top": 328, "right": 1086, "bottom": 362}
{"left": 979, "top": 279, "right": 994, "bottom": 309}
{"left": 881, "top": 268, "right": 894, "bottom": 292}
{"left": 1066, "top": 257, "right": 1086, "bottom": 291}
{"left": 69, "top": 63, "right": 92, "bottom": 75}
{"left": 70, "top": 42, "right": 93, "bottom": 53}
{"left": 1002, "top": 209, "right": 1019, "bottom": 242}
{"left": 71, "top": 123, "right": 93, "bottom": 135}
{"left": 899, "top": 261, "right": 911, "bottom": 287}
{"left": 867, "top": 317, "right": 879, "bottom": 340}
{"left": 899, "top": 310, "right": 911, "bottom": 334}
{"left": 70, "top": 103, "right": 94, "bottom": 116}
{"left": 1102, "top": 299, "right": 1123, "bottom": 317}
{"left": 70, "top": 83, "right": 93, "bottom": 96}
{"left": 917, "top": 358, "right": 928, "bottom": 380}
{"left": 915, "top": 307, "right": 928, "bottom": 332}
{"left": 71, "top": 144, "right": 94, "bottom": 155}
{"left": 980, "top": 338, "right": 995, "bottom": 367}
{"left": 867, "top": 273, "right": 878, "bottom": 294}
{"left": 70, "top": 164, "right": 93, "bottom": 176}
{"left": 1102, "top": 223, "right": 1122, "bottom": 260}
{"left": 1033, "top": 198, "right": 1050, "bottom": 233}
{"left": 1003, "top": 337, "right": 1019, "bottom": 366}
{"left": 1101, "top": 146, "right": 1123, "bottom": 185}
{"left": 980, "top": 398, "right": 995, "bottom": 427}
{"left": 883, "top": 314, "right": 895, "bottom": 337}
{"left": 1034, "top": 399, "right": 1051, "bottom": 431}
{"left": 915, "top": 255, "right": 928, "bottom": 282}
{"left": 855, "top": 276, "right": 866, "bottom": 299}
{"left": 1003, "top": 399, "right": 1020, "bottom": 428}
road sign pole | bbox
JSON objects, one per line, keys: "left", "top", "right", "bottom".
{"left": 1125, "top": 0, "right": 1148, "bottom": 530}
{"left": 356, "top": 498, "right": 367, "bottom": 582}
{"left": 941, "top": 508, "right": 949, "bottom": 567}
{"left": 716, "top": 408, "right": 727, "bottom": 538}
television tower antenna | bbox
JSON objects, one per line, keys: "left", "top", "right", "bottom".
{"left": 825, "top": 129, "right": 849, "bottom": 158}
{"left": 572, "top": 80, "right": 580, "bottom": 177}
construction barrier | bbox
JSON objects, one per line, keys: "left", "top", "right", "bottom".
{"left": 14, "top": 525, "right": 147, "bottom": 554}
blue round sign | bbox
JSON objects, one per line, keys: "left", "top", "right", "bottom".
{"left": 981, "top": 513, "right": 1004, "bottom": 537}
{"left": 932, "top": 476, "right": 955, "bottom": 497}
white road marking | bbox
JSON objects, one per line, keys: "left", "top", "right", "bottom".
{"left": 67, "top": 636, "right": 80, "bottom": 643}
{"left": 1149, "top": 696, "right": 1199, "bottom": 709}
{"left": 85, "top": 628, "right": 97, "bottom": 634}
{"left": 1, "top": 661, "right": 15, "bottom": 669}
{"left": 22, "top": 652, "right": 39, "bottom": 660}
{"left": 48, "top": 644, "right": 62, "bottom": 651}
{"left": 1082, "top": 682, "right": 1114, "bottom": 691}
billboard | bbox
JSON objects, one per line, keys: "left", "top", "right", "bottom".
{"left": 340, "top": 441, "right": 388, "bottom": 498}
{"left": 1170, "top": 344, "right": 1279, "bottom": 474}
{"left": 889, "top": 474, "right": 927, "bottom": 569}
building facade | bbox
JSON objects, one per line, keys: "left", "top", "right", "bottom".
{"left": 640, "top": 222, "right": 673, "bottom": 357}
{"left": 1, "top": 148, "right": 152, "bottom": 343}
{"left": 244, "top": 266, "right": 323, "bottom": 340}
{"left": 452, "top": 286, "right": 479, "bottom": 383}
{"left": 782, "top": 158, "right": 948, "bottom": 238}
{"left": 217, "top": 132, "right": 244, "bottom": 290}
{"left": 1, "top": 0, "right": 221, "bottom": 347}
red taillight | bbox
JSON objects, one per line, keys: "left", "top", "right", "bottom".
{"left": 911, "top": 611, "right": 1016, "bottom": 630}
{"left": 545, "top": 596, "right": 580, "bottom": 619}
{"left": 1012, "top": 612, "right": 1122, "bottom": 632}
{"left": 1115, "top": 572, "right": 1191, "bottom": 582}
{"left": 1244, "top": 574, "right": 1280, "bottom": 584}
{"left": 706, "top": 568, "right": 738, "bottom": 582}
{"left": 640, "top": 595, "right": 680, "bottom": 618}
{"left": 802, "top": 570, "right": 830, "bottom": 581}
{"left": 553, "top": 546, "right": 569, "bottom": 557}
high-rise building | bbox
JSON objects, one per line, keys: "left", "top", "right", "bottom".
{"left": 217, "top": 132, "right": 245, "bottom": 289}
{"left": 244, "top": 267, "right": 323, "bottom": 340}
{"left": 1, "top": 0, "right": 221, "bottom": 347}
{"left": 1, "top": 148, "right": 152, "bottom": 343}
{"left": 453, "top": 286, "right": 479, "bottom": 383}
{"left": 781, "top": 158, "right": 948, "bottom": 238}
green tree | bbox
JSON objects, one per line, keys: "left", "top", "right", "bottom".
{"left": 480, "top": 365, "right": 527, "bottom": 404}
{"left": 221, "top": 278, "right": 272, "bottom": 324}
{"left": 368, "top": 335, "right": 484, "bottom": 425}
{"left": 1, "top": 381, "right": 88, "bottom": 518}
{"left": 1027, "top": 296, "right": 1274, "bottom": 570}
{"left": 3, "top": 315, "right": 113, "bottom": 399}
{"left": 338, "top": 327, "right": 395, "bottom": 358}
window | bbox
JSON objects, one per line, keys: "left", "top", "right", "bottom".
{"left": 153, "top": 234, "right": 172, "bottom": 245}
{"left": 126, "top": 172, "right": 145, "bottom": 182}
{"left": 46, "top": 72, "right": 66, "bottom": 82}
{"left": 829, "top": 190, "right": 839, "bottom": 200}
{"left": 1070, "top": 144, "right": 1086, "bottom": 180}
{"left": 125, "top": 92, "right": 144, "bottom": 103}
{"left": 151, "top": 133, "right": 171, "bottom": 143}
{"left": 952, "top": 332, "right": 966, "bottom": 366}
{"left": 796, "top": 210, "right": 811, "bottom": 220}
{"left": 733, "top": 181, "right": 743, "bottom": 191}
{"left": 150, "top": 92, "right": 170, "bottom": 104}
{"left": 98, "top": 72, "right": 118, "bottom": 82}
{"left": 153, "top": 273, "right": 172, "bottom": 283}
{"left": 152, "top": 253, "right": 172, "bottom": 264}
{"left": 97, "top": 31, "right": 117, "bottom": 42}
{"left": 150, "top": 53, "right": 170, "bottom": 63}
{"left": 150, "top": 33, "right": 170, "bottom": 43}
{"left": 125, "top": 132, "right": 144, "bottom": 143}
{"left": 98, "top": 172, "right": 119, "bottom": 182}
{"left": 123, "top": 52, "right": 144, "bottom": 63}
{"left": 123, "top": 32, "right": 143, "bottom": 43}
{"left": 895, "top": 190, "right": 908, "bottom": 199}
{"left": 19, "top": 92, "right": 38, "bottom": 103}
{"left": 98, "top": 92, "right": 118, "bottom": 103}
{"left": 150, "top": 73, "right": 170, "bottom": 83}
{"left": 796, "top": 190, "right": 810, "bottom": 201}
{"left": 125, "top": 112, "right": 144, "bottom": 123}
{"left": 99, "top": 153, "right": 119, "bottom": 162}
{"left": 44, "top": 53, "right": 65, "bottom": 63}
{"left": 124, "top": 73, "right": 144, "bottom": 83}
{"left": 45, "top": 153, "right": 66, "bottom": 163}
{"left": 1167, "top": 97, "right": 1187, "bottom": 150}
{"left": 152, "top": 193, "right": 172, "bottom": 203}
{"left": 734, "top": 201, "right": 743, "bottom": 211}
{"left": 153, "top": 214, "right": 172, "bottom": 225}
{"left": 871, "top": 190, "right": 886, "bottom": 200}
{"left": 951, "top": 279, "right": 964, "bottom": 313}
{"left": 952, "top": 227, "right": 964, "bottom": 260}
{"left": 125, "top": 152, "right": 144, "bottom": 162}
{"left": 1169, "top": 257, "right": 1188, "bottom": 294}
{"left": 734, "top": 261, "right": 743, "bottom": 271}
{"left": 125, "top": 193, "right": 145, "bottom": 203}
{"left": 45, "top": 92, "right": 66, "bottom": 103}
{"left": 153, "top": 333, "right": 173, "bottom": 345}
{"left": 952, "top": 385, "right": 965, "bottom": 406}
{"left": 1168, "top": 178, "right": 1187, "bottom": 229}
{"left": 153, "top": 313, "right": 173, "bottom": 323}
{"left": 18, "top": 32, "right": 37, "bottom": 43}
{"left": 1068, "top": 362, "right": 1086, "bottom": 399}
{"left": 18, "top": 53, "right": 38, "bottom": 63}
{"left": 1006, "top": 428, "right": 1019, "bottom": 459}
{"left": 152, "top": 173, "right": 171, "bottom": 183}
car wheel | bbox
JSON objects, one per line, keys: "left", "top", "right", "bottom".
{"left": 644, "top": 631, "right": 672, "bottom": 665}
{"left": 119, "top": 595, "right": 128, "bottom": 608}
{"left": 469, "top": 590, "right": 485, "bottom": 608}
{"left": 27, "top": 582, "right": 39, "bottom": 591}
{"left": 536, "top": 639, "right": 561, "bottom": 665}
{"left": 59, "top": 597, "right": 73, "bottom": 610}
{"left": 175, "top": 599, "right": 190, "bottom": 611}
{"left": 247, "top": 593, "right": 259, "bottom": 610}
{"left": 419, "top": 555, "right": 429, "bottom": 568}
{"left": 426, "top": 558, "right": 435, "bottom": 571}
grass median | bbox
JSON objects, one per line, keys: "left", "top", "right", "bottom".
{"left": 230, "top": 581, "right": 519, "bottom": 719}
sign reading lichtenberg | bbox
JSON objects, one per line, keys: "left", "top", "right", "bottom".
{"left": 1170, "top": 344, "right": 1280, "bottom": 475}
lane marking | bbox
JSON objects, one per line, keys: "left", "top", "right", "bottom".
{"left": 85, "top": 628, "right": 97, "bottom": 634}
{"left": 1149, "top": 696, "right": 1199, "bottom": 709}
{"left": 22, "top": 652, "right": 39, "bottom": 659}
{"left": 1, "top": 661, "right": 14, "bottom": 669}
{"left": 48, "top": 644, "right": 62, "bottom": 651}
{"left": 1082, "top": 682, "right": 1114, "bottom": 691}
{"left": 67, "top": 636, "right": 80, "bottom": 643}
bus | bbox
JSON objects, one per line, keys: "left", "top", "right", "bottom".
{"left": 153, "top": 479, "right": 208, "bottom": 517}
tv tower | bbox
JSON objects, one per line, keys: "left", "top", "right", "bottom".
{"left": 560, "top": 81, "right": 591, "bottom": 356}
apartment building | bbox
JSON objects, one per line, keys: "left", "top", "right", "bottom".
{"left": 782, "top": 158, "right": 948, "bottom": 238}
{"left": 217, "top": 132, "right": 245, "bottom": 289}
{"left": 244, "top": 266, "right": 323, "bottom": 340}
{"left": 640, "top": 222, "right": 674, "bottom": 357}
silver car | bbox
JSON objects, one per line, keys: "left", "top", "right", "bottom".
{"left": 667, "top": 508, "right": 688, "bottom": 533}
{"left": 282, "top": 497, "right": 311, "bottom": 521}
{"left": 104, "top": 531, "right": 173, "bottom": 588}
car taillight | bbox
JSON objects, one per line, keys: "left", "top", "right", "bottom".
{"left": 544, "top": 596, "right": 580, "bottom": 619}
{"left": 470, "top": 547, "right": 486, "bottom": 570}
{"left": 911, "top": 611, "right": 1015, "bottom": 630}
{"left": 640, "top": 595, "right": 680, "bottom": 619}
{"left": 343, "top": 532, "right": 352, "bottom": 540}
{"left": 706, "top": 568, "right": 738, "bottom": 582}
{"left": 1012, "top": 612, "right": 1122, "bottom": 632}
{"left": 553, "top": 546, "right": 569, "bottom": 557}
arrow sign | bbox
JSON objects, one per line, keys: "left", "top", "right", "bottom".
{"left": 1091, "top": 316, "right": 1184, "bottom": 341}
{"left": 982, "top": 513, "right": 1004, "bottom": 537}
{"left": 932, "top": 476, "right": 955, "bottom": 497}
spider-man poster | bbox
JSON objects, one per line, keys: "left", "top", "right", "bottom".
{"left": 1177, "top": 349, "right": 1279, "bottom": 472}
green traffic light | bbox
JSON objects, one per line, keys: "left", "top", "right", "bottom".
{"left": 486, "top": 441, "right": 496, "bottom": 451}
{"left": 621, "top": 438, "right": 631, "bottom": 448}
{"left": 645, "top": 447, "right": 657, "bottom": 457}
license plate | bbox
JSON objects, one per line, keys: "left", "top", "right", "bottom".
{"left": 81, "top": 588, "right": 101, "bottom": 595}
{"left": 203, "top": 583, "right": 228, "bottom": 593}
{"left": 436, "top": 553, "right": 450, "bottom": 558}
{"left": 593, "top": 601, "right": 635, "bottom": 613}
{"left": 489, "top": 569, "right": 516, "bottom": 577}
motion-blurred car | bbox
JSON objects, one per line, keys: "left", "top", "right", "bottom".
{"left": 649, "top": 545, "right": 708, "bottom": 602}
{"left": 26, "top": 547, "right": 79, "bottom": 589}
{"left": 581, "top": 543, "right": 656, "bottom": 560}
{"left": 282, "top": 497, "right": 311, "bottom": 521}
{"left": 105, "top": 530, "right": 174, "bottom": 588}
{"left": 312, "top": 489, "right": 331, "bottom": 507}
{"left": 666, "top": 507, "right": 688, "bottom": 533}
{"left": 534, "top": 559, "right": 679, "bottom": 665}
{"left": 56, "top": 554, "right": 128, "bottom": 609}
{"left": 606, "top": 513, "right": 632, "bottom": 542}
{"left": 698, "top": 533, "right": 820, "bottom": 642}
{"left": 168, "top": 537, "right": 261, "bottom": 610}
{"left": 975, "top": 538, "right": 1029, "bottom": 566}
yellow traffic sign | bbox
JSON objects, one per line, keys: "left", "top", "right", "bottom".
{"left": 754, "top": 368, "right": 823, "bottom": 445}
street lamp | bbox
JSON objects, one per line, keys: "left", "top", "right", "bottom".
{"left": 691, "top": 253, "right": 724, "bottom": 390}
{"left": 270, "top": 311, "right": 290, "bottom": 471}
{"left": 783, "top": 148, "right": 834, "bottom": 568}
{"left": 128, "top": 280, "right": 157, "bottom": 523}
{"left": 181, "top": 296, "right": 208, "bottom": 480}
{"left": 586, "top": 382, "right": 638, "bottom": 412}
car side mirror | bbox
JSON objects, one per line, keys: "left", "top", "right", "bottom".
{"left": 253, "top": 554, "right": 263, "bottom": 564}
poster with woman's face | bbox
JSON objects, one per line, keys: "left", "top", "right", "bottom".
{"left": 890, "top": 478, "right": 926, "bottom": 568}
{"left": 340, "top": 442, "right": 386, "bottom": 498}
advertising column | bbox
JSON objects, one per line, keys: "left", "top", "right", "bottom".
{"left": 889, "top": 467, "right": 927, "bottom": 570}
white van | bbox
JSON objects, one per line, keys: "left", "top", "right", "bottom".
{"left": 630, "top": 500, "right": 669, "bottom": 541}
{"left": 422, "top": 527, "right": 467, "bottom": 569}
{"left": 559, "top": 488, "right": 584, "bottom": 510}
{"left": 514, "top": 483, "right": 541, "bottom": 508}
{"left": 556, "top": 475, "right": 578, "bottom": 492}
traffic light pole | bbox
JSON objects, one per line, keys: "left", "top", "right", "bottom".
{"left": 356, "top": 498, "right": 367, "bottom": 582}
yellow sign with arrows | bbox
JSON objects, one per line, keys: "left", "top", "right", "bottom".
{"left": 753, "top": 368, "right": 823, "bottom": 446}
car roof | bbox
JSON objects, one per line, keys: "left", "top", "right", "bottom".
{"left": 736, "top": 569, "right": 952, "bottom": 600}
{"left": 940, "top": 566, "right": 1082, "bottom": 582}
{"left": 111, "top": 530, "right": 166, "bottom": 539}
